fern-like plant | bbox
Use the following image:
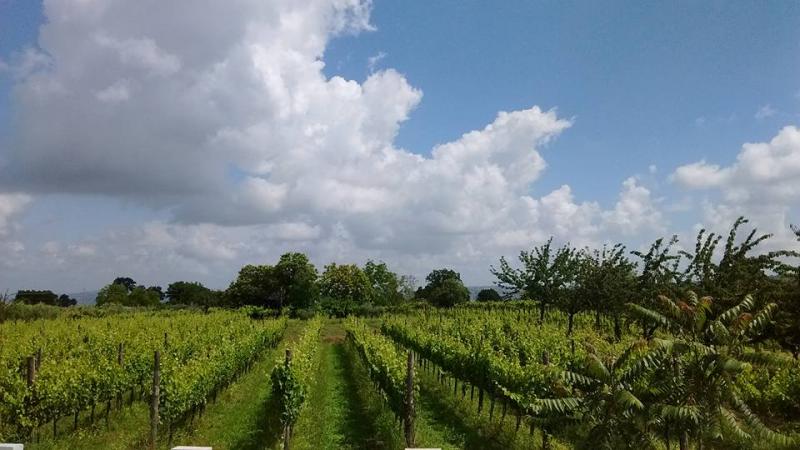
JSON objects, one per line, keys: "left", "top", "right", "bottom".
{"left": 627, "top": 293, "right": 797, "bottom": 449}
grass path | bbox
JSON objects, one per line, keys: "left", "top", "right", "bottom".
{"left": 25, "top": 403, "right": 150, "bottom": 450}
{"left": 165, "top": 321, "right": 304, "bottom": 450}
{"left": 290, "top": 321, "right": 483, "bottom": 450}
{"left": 291, "top": 322, "right": 399, "bottom": 449}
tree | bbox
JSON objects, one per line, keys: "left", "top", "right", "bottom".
{"left": 319, "top": 263, "right": 373, "bottom": 304}
{"left": 425, "top": 269, "right": 462, "bottom": 288}
{"left": 273, "top": 252, "right": 319, "bottom": 309}
{"left": 96, "top": 283, "right": 129, "bottom": 306}
{"left": 491, "top": 238, "right": 580, "bottom": 322}
{"left": 14, "top": 290, "right": 58, "bottom": 305}
{"left": 167, "top": 281, "right": 216, "bottom": 306}
{"left": 363, "top": 260, "right": 401, "bottom": 305}
{"left": 112, "top": 277, "right": 137, "bottom": 292}
{"left": 476, "top": 288, "right": 501, "bottom": 302}
{"left": 226, "top": 264, "right": 280, "bottom": 308}
{"left": 630, "top": 236, "right": 682, "bottom": 338}
{"left": 532, "top": 340, "right": 666, "bottom": 449}
{"left": 398, "top": 275, "right": 417, "bottom": 300}
{"left": 57, "top": 294, "right": 77, "bottom": 307}
{"left": 679, "top": 217, "right": 791, "bottom": 314}
{"left": 773, "top": 224, "right": 800, "bottom": 357}
{"left": 626, "top": 293, "right": 795, "bottom": 448}
{"left": 419, "top": 269, "right": 469, "bottom": 308}
{"left": 147, "top": 285, "right": 165, "bottom": 301}
{"left": 576, "top": 244, "right": 637, "bottom": 340}
{"left": 427, "top": 278, "right": 469, "bottom": 308}
{"left": 128, "top": 286, "right": 161, "bottom": 306}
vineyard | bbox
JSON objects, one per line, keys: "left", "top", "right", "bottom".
{"left": 0, "top": 302, "right": 798, "bottom": 449}
{"left": 0, "top": 310, "right": 286, "bottom": 445}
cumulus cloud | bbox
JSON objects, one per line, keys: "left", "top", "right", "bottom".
{"left": 672, "top": 126, "right": 800, "bottom": 252}
{"left": 602, "top": 177, "right": 663, "bottom": 236}
{"left": 673, "top": 126, "right": 800, "bottom": 203}
{"left": 0, "top": 0, "right": 679, "bottom": 290}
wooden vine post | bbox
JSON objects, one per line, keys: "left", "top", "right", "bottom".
{"left": 404, "top": 351, "right": 416, "bottom": 448}
{"left": 26, "top": 355, "right": 36, "bottom": 387}
{"left": 541, "top": 350, "right": 551, "bottom": 450}
{"left": 149, "top": 350, "right": 160, "bottom": 450}
{"left": 26, "top": 355, "right": 36, "bottom": 439}
{"left": 117, "top": 343, "right": 125, "bottom": 408}
{"left": 283, "top": 348, "right": 292, "bottom": 450}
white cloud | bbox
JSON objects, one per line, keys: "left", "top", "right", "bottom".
{"left": 671, "top": 126, "right": 800, "bottom": 254}
{"left": 0, "top": 0, "right": 685, "bottom": 290}
{"left": 367, "top": 51, "right": 386, "bottom": 72}
{"left": 0, "top": 194, "right": 32, "bottom": 237}
{"left": 94, "top": 34, "right": 182, "bottom": 77}
{"left": 673, "top": 126, "right": 800, "bottom": 202}
{"left": 671, "top": 160, "right": 732, "bottom": 188}
{"left": 755, "top": 104, "right": 776, "bottom": 120}
{"left": 95, "top": 79, "right": 131, "bottom": 102}
{"left": 602, "top": 177, "right": 663, "bottom": 235}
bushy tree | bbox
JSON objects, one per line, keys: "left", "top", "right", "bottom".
{"left": 226, "top": 264, "right": 279, "bottom": 308}
{"left": 166, "top": 281, "right": 216, "bottom": 307}
{"left": 363, "top": 260, "right": 401, "bottom": 305}
{"left": 319, "top": 263, "right": 373, "bottom": 315}
{"left": 491, "top": 238, "right": 580, "bottom": 322}
{"left": 14, "top": 290, "right": 58, "bottom": 305}
{"left": 420, "top": 269, "right": 469, "bottom": 307}
{"left": 97, "top": 281, "right": 160, "bottom": 306}
{"left": 112, "top": 277, "right": 137, "bottom": 292}
{"left": 128, "top": 286, "right": 161, "bottom": 306}
{"left": 96, "top": 283, "right": 129, "bottom": 306}
{"left": 273, "top": 252, "right": 319, "bottom": 309}
{"left": 476, "top": 288, "right": 501, "bottom": 302}
{"left": 225, "top": 253, "right": 319, "bottom": 309}
{"left": 147, "top": 285, "right": 165, "bottom": 301}
{"left": 679, "top": 217, "right": 792, "bottom": 314}
{"left": 57, "top": 294, "right": 77, "bottom": 307}
{"left": 425, "top": 269, "right": 461, "bottom": 288}
{"left": 630, "top": 236, "right": 682, "bottom": 338}
{"left": 576, "top": 244, "right": 637, "bottom": 339}
{"left": 428, "top": 278, "right": 470, "bottom": 308}
{"left": 398, "top": 275, "right": 418, "bottom": 300}
{"left": 626, "top": 292, "right": 795, "bottom": 449}
{"left": 772, "top": 224, "right": 800, "bottom": 357}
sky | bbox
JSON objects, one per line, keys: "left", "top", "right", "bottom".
{"left": 0, "top": 0, "right": 799, "bottom": 293}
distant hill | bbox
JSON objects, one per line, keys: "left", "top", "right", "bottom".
{"left": 68, "top": 291, "right": 98, "bottom": 305}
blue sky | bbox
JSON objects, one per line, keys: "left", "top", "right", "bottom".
{"left": 323, "top": 1, "right": 800, "bottom": 199}
{"left": 0, "top": 0, "right": 798, "bottom": 292}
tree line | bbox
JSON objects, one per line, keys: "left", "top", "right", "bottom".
{"left": 11, "top": 290, "right": 77, "bottom": 307}
{"left": 83, "top": 254, "right": 481, "bottom": 316}
{"left": 490, "top": 217, "right": 800, "bottom": 357}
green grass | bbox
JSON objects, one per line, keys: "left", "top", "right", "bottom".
{"left": 164, "top": 321, "right": 304, "bottom": 450}
{"left": 289, "top": 321, "right": 516, "bottom": 450}
{"left": 25, "top": 401, "right": 150, "bottom": 450}
{"left": 291, "top": 322, "right": 401, "bottom": 450}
